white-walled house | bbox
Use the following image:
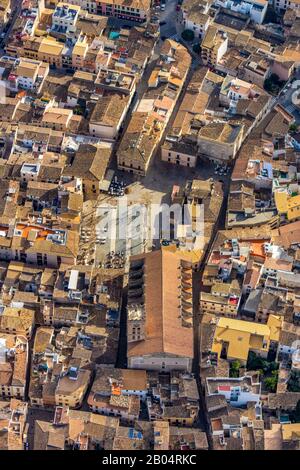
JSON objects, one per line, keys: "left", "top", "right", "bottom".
{"left": 89, "top": 94, "right": 130, "bottom": 140}
{"left": 214, "top": 0, "right": 268, "bottom": 24}
{"left": 8, "top": 59, "right": 49, "bottom": 93}
{"left": 181, "top": 0, "right": 211, "bottom": 39}
{"left": 206, "top": 376, "right": 261, "bottom": 407}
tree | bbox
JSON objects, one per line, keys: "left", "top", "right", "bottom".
{"left": 288, "top": 371, "right": 300, "bottom": 392}
{"left": 264, "top": 78, "right": 276, "bottom": 94}
{"left": 264, "top": 73, "right": 286, "bottom": 94}
{"left": 289, "top": 123, "right": 298, "bottom": 133}
{"left": 264, "top": 370, "right": 278, "bottom": 393}
{"left": 269, "top": 73, "right": 281, "bottom": 84}
{"left": 292, "top": 400, "right": 300, "bottom": 423}
{"left": 192, "top": 43, "right": 201, "bottom": 54}
{"left": 230, "top": 360, "right": 241, "bottom": 378}
{"left": 264, "top": 6, "right": 280, "bottom": 24}
{"left": 181, "top": 29, "right": 195, "bottom": 42}
{"left": 74, "top": 106, "right": 84, "bottom": 116}
{"left": 247, "top": 351, "right": 265, "bottom": 371}
{"left": 267, "top": 361, "right": 279, "bottom": 373}
{"left": 247, "top": 352, "right": 278, "bottom": 374}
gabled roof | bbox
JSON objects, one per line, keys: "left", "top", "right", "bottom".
{"left": 127, "top": 250, "right": 194, "bottom": 359}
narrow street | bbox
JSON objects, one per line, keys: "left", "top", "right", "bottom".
{"left": 160, "top": 0, "right": 178, "bottom": 39}
{"left": 26, "top": 408, "right": 55, "bottom": 450}
{"left": 111, "top": 38, "right": 162, "bottom": 163}
{"left": 116, "top": 284, "right": 128, "bottom": 369}
{"left": 0, "top": 0, "right": 22, "bottom": 54}
{"left": 277, "top": 71, "right": 300, "bottom": 123}
{"left": 192, "top": 179, "right": 230, "bottom": 446}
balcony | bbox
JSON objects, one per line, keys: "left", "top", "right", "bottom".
{"left": 181, "top": 298, "right": 193, "bottom": 309}
{"left": 182, "top": 317, "right": 193, "bottom": 328}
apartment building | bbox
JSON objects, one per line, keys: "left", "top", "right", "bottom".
{"left": 214, "top": 0, "right": 268, "bottom": 24}
{"left": 278, "top": 321, "right": 300, "bottom": 357}
{"left": 219, "top": 76, "right": 257, "bottom": 107}
{"left": 262, "top": 256, "right": 293, "bottom": 278}
{"left": 0, "top": 307, "right": 35, "bottom": 340}
{"left": 34, "top": 407, "right": 120, "bottom": 450}
{"left": 7, "top": 58, "right": 49, "bottom": 93}
{"left": 206, "top": 375, "right": 261, "bottom": 407}
{"left": 0, "top": 334, "right": 29, "bottom": 400}
{"left": 147, "top": 372, "right": 200, "bottom": 425}
{"left": 271, "top": 56, "right": 295, "bottom": 82}
{"left": 162, "top": 141, "right": 198, "bottom": 167}
{"left": 88, "top": 366, "right": 147, "bottom": 422}
{"left": 37, "top": 37, "right": 64, "bottom": 68}
{"left": 200, "top": 281, "right": 241, "bottom": 318}
{"left": 41, "top": 107, "right": 73, "bottom": 131}
{"left": 154, "top": 421, "right": 208, "bottom": 450}
{"left": 201, "top": 25, "right": 228, "bottom": 67}
{"left": 51, "top": 2, "right": 81, "bottom": 36}
{"left": 281, "top": 424, "right": 300, "bottom": 449}
{"left": 210, "top": 315, "right": 282, "bottom": 364}
{"left": 29, "top": 318, "right": 121, "bottom": 407}
{"left": 62, "top": 143, "right": 112, "bottom": 200}
{"left": 0, "top": 399, "right": 28, "bottom": 450}
{"left": 55, "top": 367, "right": 91, "bottom": 408}
{"left": 161, "top": 68, "right": 211, "bottom": 168}
{"left": 15, "top": 124, "right": 65, "bottom": 154}
{"left": 275, "top": 191, "right": 300, "bottom": 223}
{"left": 96, "top": 0, "right": 150, "bottom": 22}
{"left": 240, "top": 53, "right": 271, "bottom": 88}
{"left": 0, "top": 222, "right": 79, "bottom": 268}
{"left": 0, "top": 261, "right": 52, "bottom": 302}
{"left": 49, "top": 0, "right": 150, "bottom": 22}
{"left": 181, "top": 0, "right": 211, "bottom": 39}
{"left": 117, "top": 40, "right": 191, "bottom": 175}
{"left": 197, "top": 122, "right": 244, "bottom": 163}
{"left": 71, "top": 39, "right": 89, "bottom": 68}
{"left": 89, "top": 94, "right": 130, "bottom": 139}
{"left": 274, "top": 0, "right": 300, "bottom": 13}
